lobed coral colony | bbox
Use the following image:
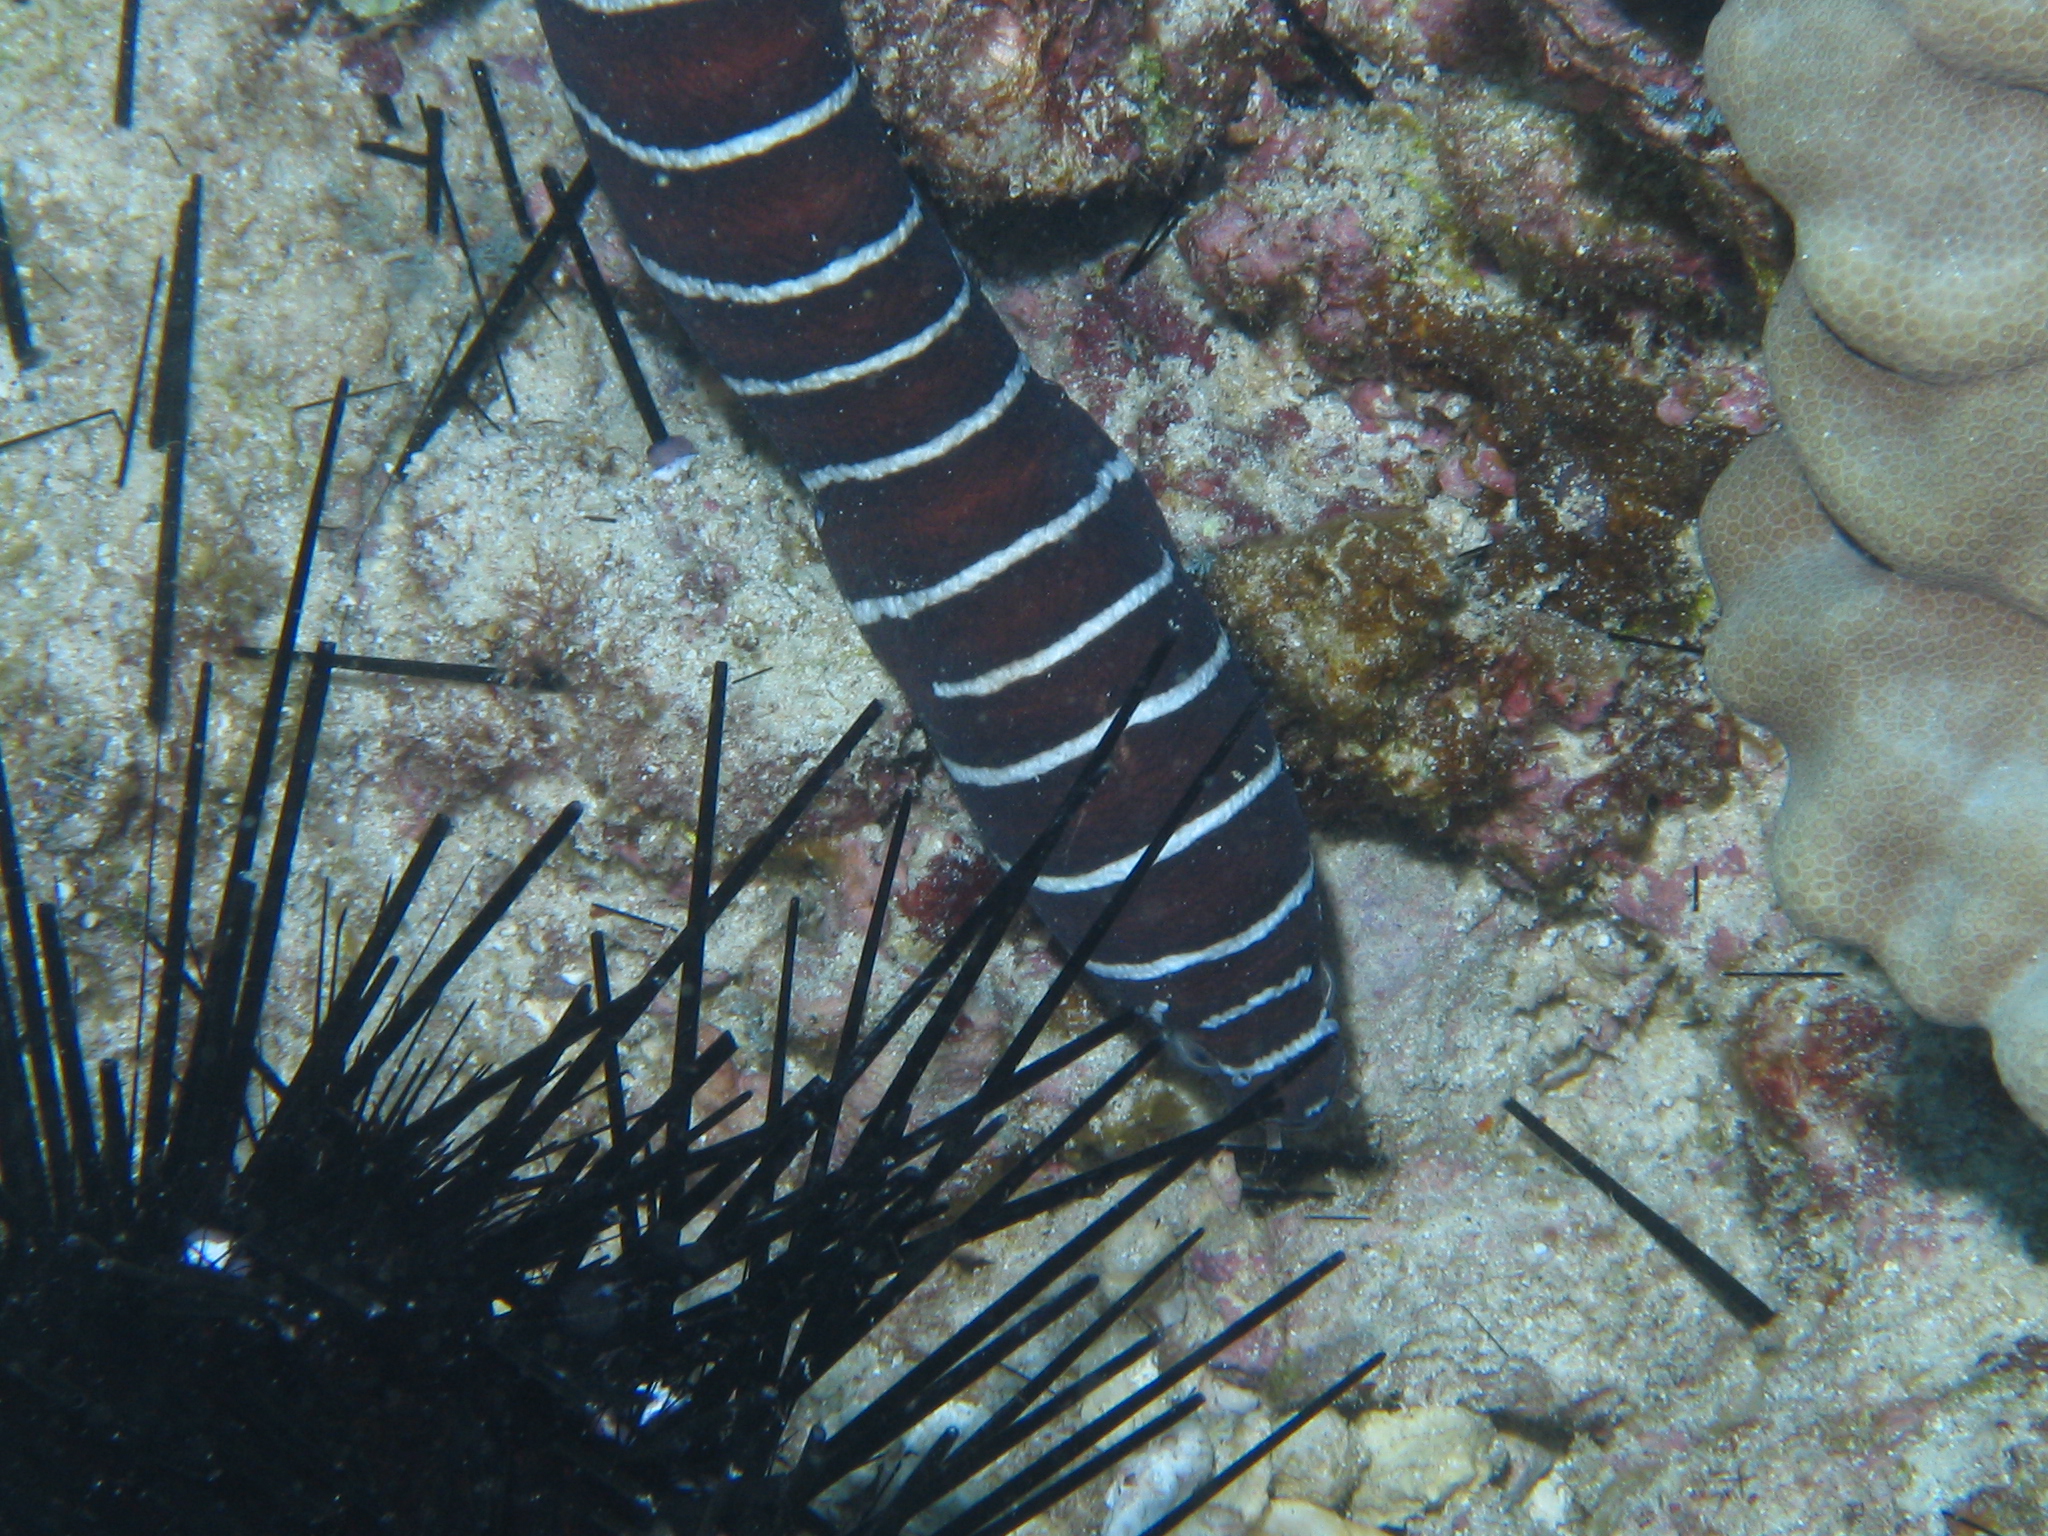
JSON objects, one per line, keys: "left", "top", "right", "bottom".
{"left": 1701, "top": 0, "right": 2048, "bottom": 1129}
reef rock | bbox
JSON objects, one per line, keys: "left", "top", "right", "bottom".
{"left": 1209, "top": 512, "right": 1732, "bottom": 895}
{"left": 1702, "top": 433, "right": 2048, "bottom": 1128}
{"left": 842, "top": 0, "right": 1265, "bottom": 204}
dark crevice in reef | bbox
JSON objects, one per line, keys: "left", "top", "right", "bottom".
{"left": 1895, "top": 1023, "right": 2048, "bottom": 1264}
{"left": 1607, "top": 0, "right": 1725, "bottom": 56}
{"left": 943, "top": 182, "right": 1192, "bottom": 285}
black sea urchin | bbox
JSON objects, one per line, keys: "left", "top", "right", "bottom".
{"left": 0, "top": 389, "right": 1369, "bottom": 1536}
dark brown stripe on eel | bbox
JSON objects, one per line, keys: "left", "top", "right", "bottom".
{"left": 535, "top": 0, "right": 1342, "bottom": 1116}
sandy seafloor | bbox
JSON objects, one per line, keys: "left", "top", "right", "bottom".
{"left": 4, "top": 2, "right": 2047, "bottom": 1533}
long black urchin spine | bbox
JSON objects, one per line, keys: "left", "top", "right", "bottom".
{"left": 534, "top": 0, "right": 1343, "bottom": 1114}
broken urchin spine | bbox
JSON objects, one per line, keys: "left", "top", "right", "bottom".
{"left": 535, "top": 0, "right": 1343, "bottom": 1114}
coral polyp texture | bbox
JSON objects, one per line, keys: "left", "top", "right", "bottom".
{"left": 1763, "top": 268, "right": 2048, "bottom": 619}
{"left": 1702, "top": 0, "right": 2048, "bottom": 1127}
{"left": 1701, "top": 434, "right": 2048, "bottom": 1125}
{"left": 1708, "top": 0, "right": 2048, "bottom": 383}
{"left": 1714, "top": 0, "right": 2048, "bottom": 620}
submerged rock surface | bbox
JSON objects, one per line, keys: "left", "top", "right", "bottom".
{"left": 3, "top": 0, "right": 2048, "bottom": 1530}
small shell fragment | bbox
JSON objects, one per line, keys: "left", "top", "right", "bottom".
{"left": 1104, "top": 1423, "right": 1215, "bottom": 1536}
{"left": 647, "top": 435, "right": 698, "bottom": 480}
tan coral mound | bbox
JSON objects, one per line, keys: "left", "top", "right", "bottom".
{"left": 1703, "top": 0, "right": 2048, "bottom": 1125}
{"left": 1712, "top": 0, "right": 2048, "bottom": 623}
{"left": 1708, "top": 0, "right": 2048, "bottom": 382}
{"left": 1764, "top": 270, "right": 2048, "bottom": 621}
{"left": 1901, "top": 0, "right": 2048, "bottom": 89}
{"left": 1700, "top": 434, "right": 2048, "bottom": 1126}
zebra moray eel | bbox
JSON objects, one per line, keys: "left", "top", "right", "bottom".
{"left": 534, "top": 0, "right": 1342, "bottom": 1116}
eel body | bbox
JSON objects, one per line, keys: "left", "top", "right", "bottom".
{"left": 535, "top": 0, "right": 1341, "bottom": 1114}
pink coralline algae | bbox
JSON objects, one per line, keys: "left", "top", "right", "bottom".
{"left": 335, "top": 29, "right": 404, "bottom": 97}
{"left": 1158, "top": 1159, "right": 1298, "bottom": 1388}
{"left": 1607, "top": 843, "right": 1745, "bottom": 939}
{"left": 987, "top": 258, "right": 1333, "bottom": 550}
{"left": 1507, "top": 0, "right": 1787, "bottom": 295}
{"left": 1736, "top": 984, "right": 2048, "bottom": 1263}
{"left": 1428, "top": 83, "right": 1735, "bottom": 322}
{"left": 1179, "top": 170, "right": 1389, "bottom": 380}
{"left": 1174, "top": 0, "right": 1782, "bottom": 621}
{"left": 895, "top": 834, "right": 1001, "bottom": 943}
{"left": 1307, "top": 0, "right": 1786, "bottom": 300}
{"left": 1176, "top": 83, "right": 1772, "bottom": 559}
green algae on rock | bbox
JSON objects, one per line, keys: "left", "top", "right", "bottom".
{"left": 1210, "top": 512, "right": 1734, "bottom": 895}
{"left": 1207, "top": 513, "right": 1458, "bottom": 755}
